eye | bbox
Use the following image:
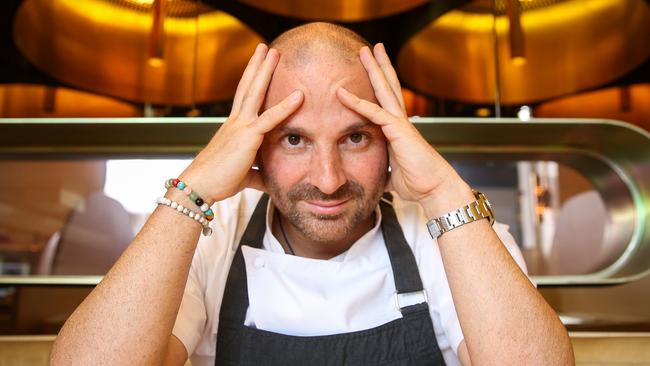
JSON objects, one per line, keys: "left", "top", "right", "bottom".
{"left": 349, "top": 133, "right": 364, "bottom": 144}
{"left": 342, "top": 132, "right": 370, "bottom": 150}
{"left": 282, "top": 134, "right": 306, "bottom": 150}
{"left": 287, "top": 135, "right": 302, "bottom": 146}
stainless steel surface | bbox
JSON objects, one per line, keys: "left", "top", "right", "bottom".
{"left": 0, "top": 118, "right": 649, "bottom": 286}
{"left": 0, "top": 276, "right": 102, "bottom": 286}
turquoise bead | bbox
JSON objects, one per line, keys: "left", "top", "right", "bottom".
{"left": 205, "top": 208, "right": 213, "bottom": 216}
{"left": 177, "top": 181, "right": 186, "bottom": 190}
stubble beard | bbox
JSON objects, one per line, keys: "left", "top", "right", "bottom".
{"left": 263, "top": 172, "right": 386, "bottom": 243}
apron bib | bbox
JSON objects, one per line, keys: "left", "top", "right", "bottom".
{"left": 215, "top": 194, "right": 446, "bottom": 365}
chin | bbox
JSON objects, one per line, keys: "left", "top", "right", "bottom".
{"left": 287, "top": 206, "right": 372, "bottom": 243}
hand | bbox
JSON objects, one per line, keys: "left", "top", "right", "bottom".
{"left": 336, "top": 44, "right": 472, "bottom": 213}
{"left": 179, "top": 44, "right": 303, "bottom": 204}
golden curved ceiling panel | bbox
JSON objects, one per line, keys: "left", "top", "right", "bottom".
{"left": 464, "top": 0, "right": 568, "bottom": 14}
{"left": 107, "top": 0, "right": 214, "bottom": 17}
{"left": 238, "top": 0, "right": 428, "bottom": 22}
{"left": 0, "top": 84, "right": 140, "bottom": 118}
{"left": 13, "top": 0, "right": 263, "bottom": 105}
{"left": 397, "top": 0, "right": 650, "bottom": 104}
{"left": 535, "top": 84, "right": 650, "bottom": 131}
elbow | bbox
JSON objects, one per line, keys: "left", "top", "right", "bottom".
{"left": 49, "top": 335, "right": 71, "bottom": 366}
{"left": 555, "top": 329, "right": 576, "bottom": 365}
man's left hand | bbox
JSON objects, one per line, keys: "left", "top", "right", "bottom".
{"left": 336, "top": 44, "right": 472, "bottom": 215}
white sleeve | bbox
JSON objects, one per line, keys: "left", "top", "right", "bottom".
{"left": 172, "top": 256, "right": 208, "bottom": 356}
{"left": 493, "top": 222, "right": 529, "bottom": 276}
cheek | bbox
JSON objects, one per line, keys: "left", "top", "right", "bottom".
{"left": 260, "top": 141, "right": 309, "bottom": 188}
{"left": 342, "top": 143, "right": 388, "bottom": 185}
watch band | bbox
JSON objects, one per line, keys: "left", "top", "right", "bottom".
{"left": 426, "top": 190, "right": 495, "bottom": 239}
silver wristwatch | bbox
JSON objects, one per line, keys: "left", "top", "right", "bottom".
{"left": 426, "top": 190, "right": 495, "bottom": 239}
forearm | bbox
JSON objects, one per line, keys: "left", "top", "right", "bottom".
{"left": 50, "top": 188, "right": 201, "bottom": 365}
{"left": 49, "top": 43, "right": 300, "bottom": 365}
{"left": 421, "top": 179, "right": 574, "bottom": 365}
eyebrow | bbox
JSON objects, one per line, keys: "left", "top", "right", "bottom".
{"left": 279, "top": 121, "right": 374, "bottom": 136}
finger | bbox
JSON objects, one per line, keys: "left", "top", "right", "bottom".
{"left": 240, "top": 48, "right": 280, "bottom": 118}
{"left": 231, "top": 43, "right": 268, "bottom": 117}
{"left": 336, "top": 87, "right": 398, "bottom": 127}
{"left": 373, "top": 43, "right": 405, "bottom": 112}
{"left": 253, "top": 90, "right": 304, "bottom": 133}
{"left": 245, "top": 169, "right": 267, "bottom": 192}
{"left": 359, "top": 46, "right": 404, "bottom": 117}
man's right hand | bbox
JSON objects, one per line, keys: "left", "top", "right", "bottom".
{"left": 179, "top": 43, "right": 303, "bottom": 204}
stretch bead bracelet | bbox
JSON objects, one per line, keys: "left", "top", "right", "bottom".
{"left": 156, "top": 197, "right": 213, "bottom": 236}
{"left": 165, "top": 178, "right": 215, "bottom": 221}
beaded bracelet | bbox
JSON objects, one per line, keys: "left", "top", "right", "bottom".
{"left": 156, "top": 197, "right": 213, "bottom": 236}
{"left": 165, "top": 178, "right": 214, "bottom": 221}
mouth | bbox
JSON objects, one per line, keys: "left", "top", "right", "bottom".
{"left": 302, "top": 199, "right": 350, "bottom": 216}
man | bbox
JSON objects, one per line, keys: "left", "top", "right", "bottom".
{"left": 50, "top": 23, "right": 573, "bottom": 365}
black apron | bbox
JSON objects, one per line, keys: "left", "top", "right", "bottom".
{"left": 215, "top": 194, "right": 446, "bottom": 365}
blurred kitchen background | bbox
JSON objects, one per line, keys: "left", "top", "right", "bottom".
{"left": 0, "top": 0, "right": 649, "bottom": 364}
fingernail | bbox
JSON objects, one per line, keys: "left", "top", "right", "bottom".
{"left": 290, "top": 90, "right": 302, "bottom": 102}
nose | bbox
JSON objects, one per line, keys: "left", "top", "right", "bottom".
{"left": 308, "top": 146, "right": 347, "bottom": 195}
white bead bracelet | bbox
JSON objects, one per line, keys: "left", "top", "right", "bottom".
{"left": 156, "top": 197, "right": 212, "bottom": 236}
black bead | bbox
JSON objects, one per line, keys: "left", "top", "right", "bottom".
{"left": 195, "top": 198, "right": 204, "bottom": 206}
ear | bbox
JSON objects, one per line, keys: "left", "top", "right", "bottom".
{"left": 254, "top": 151, "right": 264, "bottom": 171}
{"left": 245, "top": 169, "right": 267, "bottom": 193}
{"left": 384, "top": 170, "right": 393, "bottom": 193}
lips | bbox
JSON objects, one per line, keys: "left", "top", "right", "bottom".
{"left": 302, "top": 199, "right": 350, "bottom": 216}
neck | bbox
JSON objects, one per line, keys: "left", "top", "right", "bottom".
{"left": 272, "top": 209, "right": 375, "bottom": 260}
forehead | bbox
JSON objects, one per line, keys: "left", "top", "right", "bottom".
{"left": 264, "top": 57, "right": 377, "bottom": 132}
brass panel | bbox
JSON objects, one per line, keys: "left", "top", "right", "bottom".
{"left": 0, "top": 84, "right": 140, "bottom": 118}
{"left": 13, "top": 0, "right": 263, "bottom": 105}
{"left": 535, "top": 84, "right": 650, "bottom": 131}
{"left": 397, "top": 0, "right": 650, "bottom": 104}
{"left": 238, "top": 0, "right": 428, "bottom": 22}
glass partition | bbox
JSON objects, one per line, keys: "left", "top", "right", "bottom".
{"left": 0, "top": 159, "right": 192, "bottom": 276}
{"left": 1, "top": 118, "right": 648, "bottom": 286}
{"left": 0, "top": 156, "right": 634, "bottom": 279}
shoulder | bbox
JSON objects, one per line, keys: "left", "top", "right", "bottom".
{"left": 192, "top": 189, "right": 266, "bottom": 282}
{"left": 175, "top": 189, "right": 266, "bottom": 358}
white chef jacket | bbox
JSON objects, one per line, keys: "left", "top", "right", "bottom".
{"left": 172, "top": 189, "right": 528, "bottom": 366}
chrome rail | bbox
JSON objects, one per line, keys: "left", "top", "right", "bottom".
{"left": 0, "top": 117, "right": 648, "bottom": 286}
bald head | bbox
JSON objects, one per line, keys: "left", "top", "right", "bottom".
{"left": 270, "top": 22, "right": 371, "bottom": 69}
{"left": 263, "top": 22, "right": 376, "bottom": 115}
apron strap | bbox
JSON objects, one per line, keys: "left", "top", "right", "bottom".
{"left": 218, "top": 194, "right": 269, "bottom": 326}
{"left": 380, "top": 193, "right": 429, "bottom": 315}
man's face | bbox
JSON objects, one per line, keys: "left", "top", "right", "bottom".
{"left": 260, "top": 57, "right": 388, "bottom": 243}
